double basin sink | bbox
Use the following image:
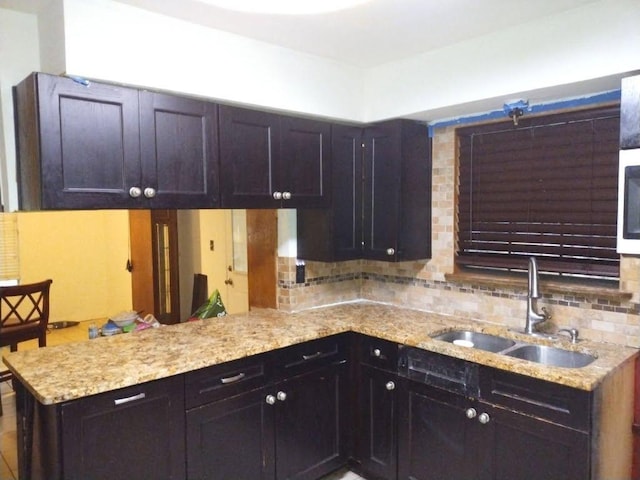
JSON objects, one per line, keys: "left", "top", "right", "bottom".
{"left": 432, "top": 330, "right": 597, "bottom": 368}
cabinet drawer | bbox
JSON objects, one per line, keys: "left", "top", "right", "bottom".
{"left": 480, "top": 367, "right": 592, "bottom": 431}
{"left": 272, "top": 334, "right": 348, "bottom": 379}
{"left": 357, "top": 334, "right": 398, "bottom": 371}
{"left": 185, "top": 355, "right": 268, "bottom": 409}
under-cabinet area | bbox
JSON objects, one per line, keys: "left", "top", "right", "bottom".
{"left": 4, "top": 303, "right": 637, "bottom": 480}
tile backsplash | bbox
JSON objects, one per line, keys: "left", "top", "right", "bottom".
{"left": 278, "top": 125, "right": 640, "bottom": 349}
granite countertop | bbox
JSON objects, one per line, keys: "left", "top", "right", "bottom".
{"left": 3, "top": 302, "right": 638, "bottom": 404}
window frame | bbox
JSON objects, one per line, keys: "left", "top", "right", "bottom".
{"left": 455, "top": 105, "right": 621, "bottom": 282}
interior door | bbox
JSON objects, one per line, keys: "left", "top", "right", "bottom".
{"left": 129, "top": 209, "right": 181, "bottom": 324}
{"left": 224, "top": 210, "right": 249, "bottom": 314}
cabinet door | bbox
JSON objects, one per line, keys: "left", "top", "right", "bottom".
{"left": 280, "top": 116, "right": 331, "bottom": 208}
{"left": 362, "top": 119, "right": 431, "bottom": 262}
{"left": 356, "top": 364, "right": 398, "bottom": 480}
{"left": 218, "top": 105, "right": 281, "bottom": 207}
{"left": 397, "top": 379, "right": 476, "bottom": 480}
{"left": 275, "top": 361, "right": 348, "bottom": 480}
{"left": 19, "top": 73, "right": 141, "bottom": 209}
{"left": 139, "top": 92, "right": 219, "bottom": 208}
{"left": 296, "top": 124, "right": 362, "bottom": 261}
{"left": 362, "top": 121, "right": 402, "bottom": 260}
{"left": 60, "top": 376, "right": 185, "bottom": 480}
{"left": 332, "top": 125, "right": 364, "bottom": 259}
{"left": 484, "top": 403, "right": 590, "bottom": 480}
{"left": 186, "top": 386, "right": 275, "bottom": 480}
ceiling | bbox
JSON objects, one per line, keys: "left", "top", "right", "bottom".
{"left": 1, "top": 0, "right": 603, "bottom": 68}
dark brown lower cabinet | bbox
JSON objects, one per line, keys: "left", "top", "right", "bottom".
{"left": 15, "top": 335, "right": 605, "bottom": 480}
{"left": 60, "top": 376, "right": 186, "bottom": 480}
{"left": 274, "top": 362, "right": 348, "bottom": 480}
{"left": 397, "top": 377, "right": 590, "bottom": 480}
{"left": 185, "top": 338, "right": 348, "bottom": 480}
{"left": 354, "top": 364, "right": 398, "bottom": 480}
{"left": 186, "top": 386, "right": 275, "bottom": 480}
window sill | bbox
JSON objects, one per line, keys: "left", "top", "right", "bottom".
{"left": 444, "top": 272, "right": 633, "bottom": 303}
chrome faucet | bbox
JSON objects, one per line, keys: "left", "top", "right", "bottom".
{"left": 525, "top": 257, "right": 551, "bottom": 334}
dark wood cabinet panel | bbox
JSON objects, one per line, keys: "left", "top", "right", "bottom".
{"left": 297, "top": 124, "right": 363, "bottom": 261}
{"left": 186, "top": 386, "right": 275, "bottom": 480}
{"left": 398, "top": 368, "right": 591, "bottom": 480}
{"left": 218, "top": 105, "right": 281, "bottom": 207}
{"left": 356, "top": 364, "right": 398, "bottom": 480}
{"left": 621, "top": 74, "right": 640, "bottom": 149}
{"left": 297, "top": 119, "right": 431, "bottom": 263}
{"left": 275, "top": 362, "right": 348, "bottom": 480}
{"left": 487, "top": 404, "right": 590, "bottom": 480}
{"left": 397, "top": 379, "right": 475, "bottom": 480}
{"left": 14, "top": 73, "right": 220, "bottom": 210}
{"left": 280, "top": 116, "right": 331, "bottom": 208}
{"left": 139, "top": 91, "right": 219, "bottom": 208}
{"left": 15, "top": 73, "right": 141, "bottom": 209}
{"left": 219, "top": 106, "right": 330, "bottom": 208}
{"left": 185, "top": 335, "right": 348, "bottom": 480}
{"left": 363, "top": 120, "right": 431, "bottom": 261}
{"left": 60, "top": 376, "right": 185, "bottom": 480}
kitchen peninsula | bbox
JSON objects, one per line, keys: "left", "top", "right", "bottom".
{"left": 3, "top": 302, "right": 638, "bottom": 480}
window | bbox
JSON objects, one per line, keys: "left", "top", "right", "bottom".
{"left": 456, "top": 105, "right": 620, "bottom": 281}
{"left": 0, "top": 212, "right": 20, "bottom": 284}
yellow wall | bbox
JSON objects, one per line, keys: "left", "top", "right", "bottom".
{"left": 17, "top": 210, "right": 132, "bottom": 322}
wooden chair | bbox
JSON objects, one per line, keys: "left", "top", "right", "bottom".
{"left": 0, "top": 279, "right": 53, "bottom": 415}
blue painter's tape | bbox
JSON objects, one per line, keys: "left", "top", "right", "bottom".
{"left": 427, "top": 90, "right": 621, "bottom": 137}
{"left": 67, "top": 75, "right": 91, "bottom": 87}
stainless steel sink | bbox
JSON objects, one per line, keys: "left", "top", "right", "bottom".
{"left": 432, "top": 330, "right": 516, "bottom": 353}
{"left": 504, "top": 344, "right": 596, "bottom": 368}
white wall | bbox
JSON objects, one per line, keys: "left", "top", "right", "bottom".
{"left": 0, "top": 8, "right": 40, "bottom": 211}
{"left": 364, "top": 0, "right": 640, "bottom": 121}
{"left": 61, "top": 0, "right": 364, "bottom": 122}
{"left": 59, "top": 0, "right": 640, "bottom": 124}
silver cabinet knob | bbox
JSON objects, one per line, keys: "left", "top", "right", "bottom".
{"left": 372, "top": 348, "right": 381, "bottom": 357}
{"left": 273, "top": 191, "right": 283, "bottom": 200}
{"left": 129, "top": 187, "right": 142, "bottom": 198}
{"left": 143, "top": 187, "right": 156, "bottom": 198}
{"left": 265, "top": 395, "right": 276, "bottom": 405}
{"left": 465, "top": 408, "right": 477, "bottom": 419}
{"left": 478, "top": 412, "right": 491, "bottom": 424}
{"left": 386, "top": 248, "right": 395, "bottom": 256}
{"left": 385, "top": 381, "right": 395, "bottom": 391}
{"left": 276, "top": 391, "right": 287, "bottom": 402}
{"left": 282, "top": 191, "right": 292, "bottom": 200}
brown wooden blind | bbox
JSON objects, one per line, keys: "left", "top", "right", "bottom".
{"left": 456, "top": 106, "right": 620, "bottom": 279}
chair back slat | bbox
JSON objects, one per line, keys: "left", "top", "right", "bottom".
{"left": 0, "top": 279, "right": 53, "bottom": 349}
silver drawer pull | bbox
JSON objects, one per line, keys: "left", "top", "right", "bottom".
{"left": 302, "top": 351, "right": 323, "bottom": 361}
{"left": 114, "top": 392, "right": 146, "bottom": 406}
{"left": 220, "top": 372, "right": 246, "bottom": 384}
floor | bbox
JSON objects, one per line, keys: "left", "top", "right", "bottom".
{"left": 0, "top": 321, "right": 365, "bottom": 480}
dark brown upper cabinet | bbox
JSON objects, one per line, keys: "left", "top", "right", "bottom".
{"left": 14, "top": 73, "right": 219, "bottom": 210}
{"left": 620, "top": 74, "right": 640, "bottom": 149}
{"left": 363, "top": 119, "right": 431, "bottom": 261}
{"left": 138, "top": 91, "right": 219, "bottom": 209}
{"left": 297, "top": 124, "right": 363, "bottom": 262}
{"left": 218, "top": 105, "right": 330, "bottom": 208}
{"left": 297, "top": 119, "right": 431, "bottom": 262}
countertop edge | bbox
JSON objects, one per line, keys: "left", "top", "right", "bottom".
{"left": 3, "top": 303, "right": 638, "bottom": 404}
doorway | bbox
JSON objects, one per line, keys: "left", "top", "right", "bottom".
{"left": 129, "top": 210, "right": 181, "bottom": 324}
{"left": 131, "top": 209, "right": 277, "bottom": 321}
